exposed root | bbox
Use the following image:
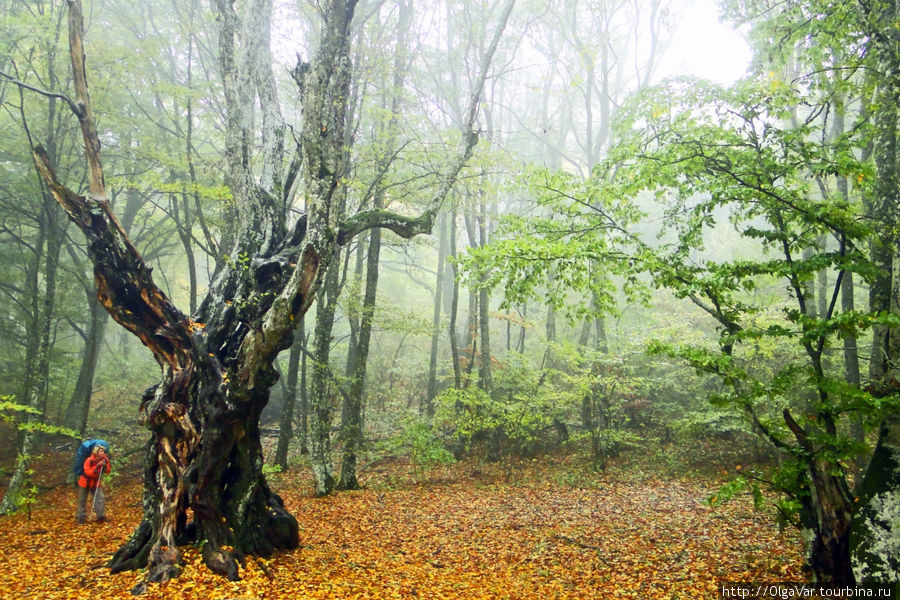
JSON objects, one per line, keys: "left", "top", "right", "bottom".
{"left": 146, "top": 543, "right": 181, "bottom": 583}
{"left": 202, "top": 546, "right": 240, "bottom": 581}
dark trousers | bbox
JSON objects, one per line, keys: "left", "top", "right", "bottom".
{"left": 76, "top": 485, "right": 105, "bottom": 522}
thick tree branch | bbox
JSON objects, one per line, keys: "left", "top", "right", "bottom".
{"left": 783, "top": 408, "right": 814, "bottom": 454}
{"left": 67, "top": 0, "right": 103, "bottom": 200}
{"left": 336, "top": 208, "right": 434, "bottom": 245}
{"left": 64, "top": 0, "right": 142, "bottom": 262}
{"left": 32, "top": 146, "right": 191, "bottom": 367}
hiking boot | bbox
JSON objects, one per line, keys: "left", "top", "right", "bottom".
{"left": 76, "top": 516, "right": 85, "bottom": 524}
{"left": 96, "top": 516, "right": 107, "bottom": 523}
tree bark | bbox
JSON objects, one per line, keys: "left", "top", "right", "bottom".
{"left": 783, "top": 409, "right": 855, "bottom": 585}
{"left": 309, "top": 255, "right": 341, "bottom": 497}
{"left": 338, "top": 227, "right": 379, "bottom": 490}
{"left": 298, "top": 316, "right": 309, "bottom": 455}
{"left": 850, "top": 414, "right": 900, "bottom": 587}
{"left": 463, "top": 212, "right": 479, "bottom": 380}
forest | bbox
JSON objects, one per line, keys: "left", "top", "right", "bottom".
{"left": 0, "top": 0, "right": 897, "bottom": 597}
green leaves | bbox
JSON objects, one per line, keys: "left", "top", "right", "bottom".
{"left": 460, "top": 166, "right": 646, "bottom": 322}
{"left": 391, "top": 419, "right": 455, "bottom": 480}
{"left": 0, "top": 396, "right": 78, "bottom": 439}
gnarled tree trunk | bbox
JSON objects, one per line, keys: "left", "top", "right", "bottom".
{"left": 34, "top": 0, "right": 355, "bottom": 584}
{"left": 27, "top": 0, "right": 510, "bottom": 587}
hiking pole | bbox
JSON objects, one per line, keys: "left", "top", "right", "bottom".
{"left": 91, "top": 463, "right": 105, "bottom": 516}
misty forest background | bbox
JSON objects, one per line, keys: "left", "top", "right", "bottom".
{"left": 0, "top": 0, "right": 898, "bottom": 593}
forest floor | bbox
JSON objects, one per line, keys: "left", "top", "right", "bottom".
{"left": 0, "top": 442, "right": 806, "bottom": 599}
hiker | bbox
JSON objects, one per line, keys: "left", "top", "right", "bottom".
{"left": 76, "top": 443, "right": 111, "bottom": 524}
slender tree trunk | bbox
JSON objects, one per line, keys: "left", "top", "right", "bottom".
{"left": 426, "top": 211, "right": 448, "bottom": 414}
{"left": 299, "top": 316, "right": 309, "bottom": 455}
{"left": 842, "top": 270, "right": 865, "bottom": 445}
{"left": 477, "top": 198, "right": 492, "bottom": 392}
{"left": 578, "top": 317, "right": 591, "bottom": 347}
{"left": 309, "top": 255, "right": 341, "bottom": 496}
{"left": 64, "top": 295, "right": 108, "bottom": 436}
{"left": 802, "top": 246, "right": 817, "bottom": 318}
{"left": 345, "top": 238, "right": 365, "bottom": 376}
{"left": 340, "top": 3, "right": 415, "bottom": 474}
{"left": 171, "top": 191, "right": 199, "bottom": 313}
{"left": 448, "top": 204, "right": 462, "bottom": 389}
{"left": 0, "top": 195, "right": 64, "bottom": 514}
{"left": 274, "top": 316, "right": 304, "bottom": 470}
{"left": 546, "top": 304, "right": 557, "bottom": 343}
{"left": 517, "top": 304, "right": 527, "bottom": 353}
{"left": 865, "top": 62, "right": 896, "bottom": 383}
{"left": 463, "top": 212, "right": 479, "bottom": 378}
{"left": 817, "top": 236, "right": 828, "bottom": 318}
{"left": 595, "top": 317, "right": 608, "bottom": 352}
{"left": 851, "top": 2, "right": 900, "bottom": 587}
{"left": 0, "top": 9, "right": 68, "bottom": 513}
{"left": 338, "top": 223, "right": 380, "bottom": 490}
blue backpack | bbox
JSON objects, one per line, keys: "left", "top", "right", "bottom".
{"left": 72, "top": 438, "right": 110, "bottom": 477}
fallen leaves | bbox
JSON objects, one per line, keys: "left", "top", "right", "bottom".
{"left": 0, "top": 460, "right": 806, "bottom": 599}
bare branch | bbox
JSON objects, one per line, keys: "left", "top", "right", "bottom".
{"left": 427, "top": 0, "right": 517, "bottom": 214}
{"left": 0, "top": 70, "right": 80, "bottom": 115}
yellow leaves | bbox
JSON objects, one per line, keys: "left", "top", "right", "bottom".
{"left": 187, "top": 319, "right": 205, "bottom": 332}
{"left": 766, "top": 70, "right": 786, "bottom": 94}
{"left": 0, "top": 459, "right": 806, "bottom": 600}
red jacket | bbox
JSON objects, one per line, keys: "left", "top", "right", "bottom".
{"left": 78, "top": 455, "right": 110, "bottom": 489}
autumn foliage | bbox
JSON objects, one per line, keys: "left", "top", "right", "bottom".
{"left": 0, "top": 452, "right": 805, "bottom": 599}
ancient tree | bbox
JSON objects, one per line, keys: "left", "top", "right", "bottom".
{"left": 25, "top": 0, "right": 511, "bottom": 587}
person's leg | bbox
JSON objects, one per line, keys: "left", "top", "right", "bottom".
{"left": 93, "top": 486, "right": 106, "bottom": 521}
{"left": 76, "top": 486, "right": 88, "bottom": 523}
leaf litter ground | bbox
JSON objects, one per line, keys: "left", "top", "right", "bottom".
{"left": 0, "top": 453, "right": 805, "bottom": 599}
